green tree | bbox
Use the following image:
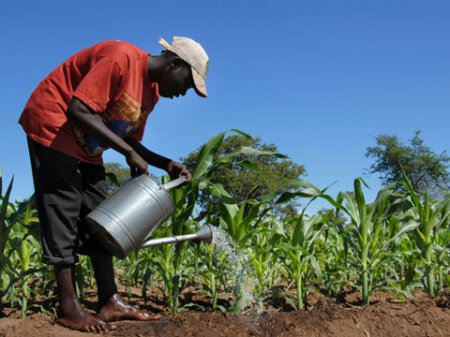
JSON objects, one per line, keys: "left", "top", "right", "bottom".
{"left": 104, "top": 162, "right": 131, "bottom": 193}
{"left": 366, "top": 131, "right": 449, "bottom": 198}
{"left": 182, "top": 135, "right": 306, "bottom": 215}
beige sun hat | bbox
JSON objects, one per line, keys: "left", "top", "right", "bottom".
{"left": 159, "top": 36, "right": 209, "bottom": 97}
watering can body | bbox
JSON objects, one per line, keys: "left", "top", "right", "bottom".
{"left": 85, "top": 174, "right": 186, "bottom": 259}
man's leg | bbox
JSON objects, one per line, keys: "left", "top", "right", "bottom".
{"left": 90, "top": 253, "right": 117, "bottom": 307}
{"left": 27, "top": 138, "right": 113, "bottom": 333}
{"left": 77, "top": 162, "right": 161, "bottom": 322}
{"left": 90, "top": 252, "right": 161, "bottom": 321}
{"left": 55, "top": 265, "right": 113, "bottom": 333}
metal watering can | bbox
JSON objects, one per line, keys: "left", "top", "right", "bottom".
{"left": 85, "top": 174, "right": 213, "bottom": 259}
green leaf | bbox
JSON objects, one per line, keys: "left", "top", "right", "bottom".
{"left": 210, "top": 183, "right": 237, "bottom": 205}
{"left": 307, "top": 255, "right": 322, "bottom": 278}
{"left": 238, "top": 146, "right": 289, "bottom": 159}
{"left": 229, "top": 129, "right": 253, "bottom": 139}
{"left": 354, "top": 178, "right": 367, "bottom": 221}
{"left": 0, "top": 175, "right": 14, "bottom": 282}
{"left": 193, "top": 132, "right": 226, "bottom": 180}
{"left": 216, "top": 146, "right": 289, "bottom": 164}
{"left": 235, "top": 160, "right": 263, "bottom": 172}
{"left": 105, "top": 171, "right": 121, "bottom": 188}
{"left": 276, "top": 179, "right": 320, "bottom": 191}
{"left": 276, "top": 188, "right": 321, "bottom": 204}
{"left": 0, "top": 176, "right": 14, "bottom": 234}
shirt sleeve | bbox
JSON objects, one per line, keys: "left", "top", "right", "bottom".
{"left": 73, "top": 56, "right": 123, "bottom": 113}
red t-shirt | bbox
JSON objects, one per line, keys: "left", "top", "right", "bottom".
{"left": 19, "top": 40, "right": 160, "bottom": 165}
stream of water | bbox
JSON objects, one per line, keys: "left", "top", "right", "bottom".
{"left": 210, "top": 226, "right": 263, "bottom": 314}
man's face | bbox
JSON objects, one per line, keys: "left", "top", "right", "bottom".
{"left": 158, "top": 58, "right": 195, "bottom": 99}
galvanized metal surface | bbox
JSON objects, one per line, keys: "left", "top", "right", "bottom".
{"left": 140, "top": 224, "right": 213, "bottom": 248}
{"left": 85, "top": 175, "right": 186, "bottom": 258}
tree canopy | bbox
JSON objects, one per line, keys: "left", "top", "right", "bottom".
{"left": 104, "top": 162, "right": 131, "bottom": 194}
{"left": 366, "top": 131, "right": 449, "bottom": 198}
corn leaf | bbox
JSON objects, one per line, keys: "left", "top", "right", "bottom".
{"left": 193, "top": 132, "right": 226, "bottom": 180}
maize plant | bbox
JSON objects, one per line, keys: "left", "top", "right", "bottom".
{"left": 15, "top": 202, "right": 39, "bottom": 317}
{"left": 0, "top": 169, "right": 14, "bottom": 296}
{"left": 1, "top": 190, "right": 42, "bottom": 316}
{"left": 1, "top": 174, "right": 42, "bottom": 308}
{"left": 434, "top": 223, "right": 450, "bottom": 292}
{"left": 400, "top": 175, "right": 450, "bottom": 298}
{"left": 13, "top": 232, "right": 40, "bottom": 317}
{"left": 205, "top": 184, "right": 284, "bottom": 312}
{"left": 276, "top": 213, "right": 323, "bottom": 310}
{"left": 209, "top": 183, "right": 273, "bottom": 248}
{"left": 379, "top": 210, "right": 428, "bottom": 298}
{"left": 198, "top": 242, "right": 229, "bottom": 311}
{"left": 157, "top": 129, "right": 286, "bottom": 312}
{"left": 318, "top": 213, "right": 352, "bottom": 298}
{"left": 3, "top": 131, "right": 450, "bottom": 317}
{"left": 321, "top": 178, "right": 417, "bottom": 304}
{"left": 152, "top": 234, "right": 195, "bottom": 312}
{"left": 246, "top": 217, "right": 283, "bottom": 312}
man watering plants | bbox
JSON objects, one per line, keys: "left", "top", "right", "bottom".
{"left": 18, "top": 36, "right": 209, "bottom": 333}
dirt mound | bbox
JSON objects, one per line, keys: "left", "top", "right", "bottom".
{"left": 0, "top": 293, "right": 449, "bottom": 337}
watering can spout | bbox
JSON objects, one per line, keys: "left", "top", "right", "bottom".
{"left": 195, "top": 224, "right": 213, "bottom": 244}
{"left": 139, "top": 224, "right": 213, "bottom": 249}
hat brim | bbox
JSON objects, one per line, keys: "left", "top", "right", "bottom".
{"left": 192, "top": 69, "right": 207, "bottom": 97}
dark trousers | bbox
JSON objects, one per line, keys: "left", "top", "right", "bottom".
{"left": 27, "top": 137, "right": 110, "bottom": 265}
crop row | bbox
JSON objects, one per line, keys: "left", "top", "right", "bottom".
{"left": 1, "top": 130, "right": 449, "bottom": 316}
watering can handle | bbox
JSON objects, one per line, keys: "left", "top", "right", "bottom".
{"left": 160, "top": 176, "right": 187, "bottom": 190}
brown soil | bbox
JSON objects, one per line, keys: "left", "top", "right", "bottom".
{"left": 0, "top": 291, "right": 449, "bottom": 337}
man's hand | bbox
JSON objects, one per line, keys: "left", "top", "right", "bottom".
{"left": 124, "top": 138, "right": 189, "bottom": 181}
{"left": 126, "top": 150, "right": 148, "bottom": 176}
{"left": 166, "top": 161, "right": 192, "bottom": 182}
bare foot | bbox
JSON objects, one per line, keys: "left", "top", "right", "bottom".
{"left": 97, "top": 293, "right": 162, "bottom": 322}
{"left": 56, "top": 300, "right": 115, "bottom": 333}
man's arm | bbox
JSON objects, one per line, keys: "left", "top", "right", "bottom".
{"left": 125, "top": 137, "right": 192, "bottom": 182}
{"left": 66, "top": 98, "right": 149, "bottom": 174}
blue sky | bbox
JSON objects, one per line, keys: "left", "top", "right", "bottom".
{"left": 1, "top": 0, "right": 449, "bottom": 211}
